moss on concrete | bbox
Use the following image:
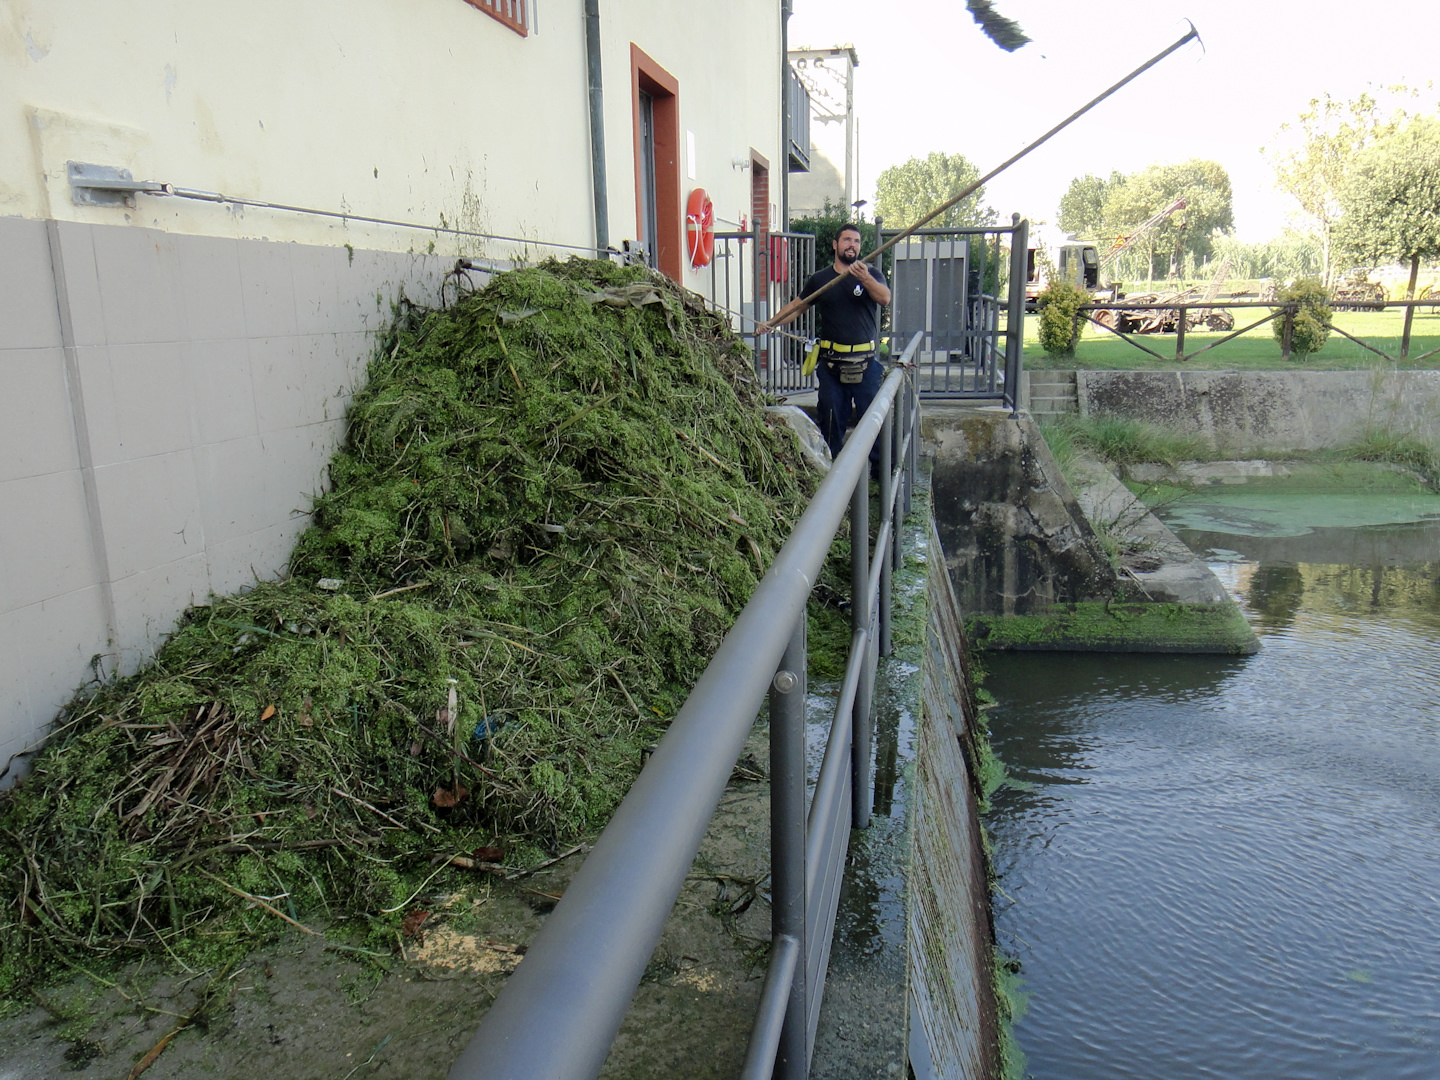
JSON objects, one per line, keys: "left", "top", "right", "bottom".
{"left": 966, "top": 601, "right": 1258, "bottom": 655}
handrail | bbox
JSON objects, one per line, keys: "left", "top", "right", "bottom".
{"left": 447, "top": 332, "right": 924, "bottom": 1080}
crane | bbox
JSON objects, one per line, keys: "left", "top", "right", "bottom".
{"left": 1099, "top": 197, "right": 1186, "bottom": 273}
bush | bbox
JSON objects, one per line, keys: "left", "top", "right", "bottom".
{"left": 1272, "top": 277, "right": 1333, "bottom": 359}
{"left": 1036, "top": 279, "right": 1089, "bottom": 356}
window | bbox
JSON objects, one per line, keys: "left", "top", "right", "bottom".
{"left": 465, "top": 0, "right": 527, "bottom": 37}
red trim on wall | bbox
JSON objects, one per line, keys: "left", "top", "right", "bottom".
{"left": 630, "top": 44, "right": 682, "bottom": 280}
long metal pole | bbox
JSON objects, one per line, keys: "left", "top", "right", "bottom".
{"left": 800, "top": 26, "right": 1200, "bottom": 309}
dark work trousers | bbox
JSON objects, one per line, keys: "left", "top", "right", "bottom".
{"left": 815, "top": 355, "right": 883, "bottom": 463}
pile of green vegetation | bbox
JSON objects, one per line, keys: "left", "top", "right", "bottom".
{"left": 0, "top": 259, "right": 816, "bottom": 996}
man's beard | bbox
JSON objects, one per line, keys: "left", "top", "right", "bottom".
{"left": 837, "top": 249, "right": 859, "bottom": 265}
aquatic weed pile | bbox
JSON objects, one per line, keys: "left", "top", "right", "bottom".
{"left": 0, "top": 259, "right": 813, "bottom": 992}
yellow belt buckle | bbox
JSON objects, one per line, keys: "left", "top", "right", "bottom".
{"left": 802, "top": 339, "right": 820, "bottom": 376}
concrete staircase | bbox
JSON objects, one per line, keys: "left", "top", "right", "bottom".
{"left": 1025, "top": 369, "right": 1078, "bottom": 421}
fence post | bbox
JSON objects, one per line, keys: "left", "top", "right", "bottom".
{"left": 879, "top": 409, "right": 894, "bottom": 658}
{"left": 1175, "top": 307, "right": 1187, "bottom": 362}
{"left": 850, "top": 471, "right": 873, "bottom": 830}
{"left": 769, "top": 615, "right": 808, "bottom": 1079}
{"left": 1282, "top": 302, "right": 1293, "bottom": 362}
{"left": 1005, "top": 218, "right": 1029, "bottom": 414}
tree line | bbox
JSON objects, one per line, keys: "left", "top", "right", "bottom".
{"left": 863, "top": 87, "right": 1440, "bottom": 308}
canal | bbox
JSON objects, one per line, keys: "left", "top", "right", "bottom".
{"left": 984, "top": 482, "right": 1440, "bottom": 1079}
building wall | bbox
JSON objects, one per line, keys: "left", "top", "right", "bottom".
{"left": 786, "top": 47, "right": 858, "bottom": 221}
{"left": 0, "top": 0, "right": 783, "bottom": 779}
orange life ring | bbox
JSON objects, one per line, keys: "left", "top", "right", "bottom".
{"left": 686, "top": 188, "right": 715, "bottom": 269}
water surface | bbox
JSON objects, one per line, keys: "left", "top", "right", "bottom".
{"left": 986, "top": 490, "right": 1440, "bottom": 1079}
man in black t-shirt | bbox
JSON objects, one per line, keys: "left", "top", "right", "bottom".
{"left": 760, "top": 224, "right": 892, "bottom": 460}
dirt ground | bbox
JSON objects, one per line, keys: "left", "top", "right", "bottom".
{"left": 0, "top": 736, "right": 775, "bottom": 1080}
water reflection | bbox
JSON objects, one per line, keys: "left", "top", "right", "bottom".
{"left": 987, "top": 501, "right": 1440, "bottom": 1080}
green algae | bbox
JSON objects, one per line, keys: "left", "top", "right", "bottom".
{"left": 0, "top": 259, "right": 818, "bottom": 999}
{"left": 967, "top": 601, "right": 1258, "bottom": 655}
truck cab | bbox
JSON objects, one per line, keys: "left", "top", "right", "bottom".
{"left": 1025, "top": 241, "right": 1100, "bottom": 310}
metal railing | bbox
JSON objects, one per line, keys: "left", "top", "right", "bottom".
{"left": 1074, "top": 296, "right": 1440, "bottom": 364}
{"left": 883, "top": 220, "right": 1030, "bottom": 410}
{"left": 446, "top": 333, "right": 924, "bottom": 1080}
{"left": 705, "top": 228, "right": 819, "bottom": 397}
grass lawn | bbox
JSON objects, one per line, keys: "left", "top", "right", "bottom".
{"left": 1019, "top": 305, "right": 1440, "bottom": 371}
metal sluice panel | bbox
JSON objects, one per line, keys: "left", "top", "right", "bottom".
{"left": 889, "top": 228, "right": 1016, "bottom": 401}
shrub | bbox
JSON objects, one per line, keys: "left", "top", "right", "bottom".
{"left": 1036, "top": 279, "right": 1089, "bottom": 356}
{"left": 1272, "top": 277, "right": 1333, "bottom": 359}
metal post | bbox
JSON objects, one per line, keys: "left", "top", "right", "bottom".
{"left": 849, "top": 472, "right": 873, "bottom": 829}
{"left": 1175, "top": 307, "right": 1187, "bottom": 362}
{"left": 1282, "top": 302, "right": 1294, "bottom": 362}
{"left": 1005, "top": 217, "right": 1029, "bottom": 414}
{"left": 878, "top": 410, "right": 894, "bottom": 657}
{"left": 769, "top": 616, "right": 808, "bottom": 1079}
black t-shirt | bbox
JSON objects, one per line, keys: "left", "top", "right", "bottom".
{"left": 802, "top": 264, "right": 887, "bottom": 346}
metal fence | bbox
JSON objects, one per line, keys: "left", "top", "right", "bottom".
{"left": 1076, "top": 297, "right": 1440, "bottom": 364}
{"left": 446, "top": 333, "right": 925, "bottom": 1080}
{"left": 706, "top": 229, "right": 819, "bottom": 396}
{"left": 884, "top": 220, "right": 1030, "bottom": 410}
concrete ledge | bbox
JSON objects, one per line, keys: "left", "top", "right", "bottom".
{"left": 1078, "top": 369, "right": 1440, "bottom": 453}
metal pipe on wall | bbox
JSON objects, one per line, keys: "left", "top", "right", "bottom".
{"left": 584, "top": 0, "right": 609, "bottom": 251}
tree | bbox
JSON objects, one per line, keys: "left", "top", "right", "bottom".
{"left": 1099, "top": 160, "right": 1234, "bottom": 284}
{"left": 1057, "top": 172, "right": 1125, "bottom": 239}
{"left": 1336, "top": 113, "right": 1440, "bottom": 357}
{"left": 1264, "top": 88, "right": 1419, "bottom": 286}
{"left": 874, "top": 152, "right": 995, "bottom": 231}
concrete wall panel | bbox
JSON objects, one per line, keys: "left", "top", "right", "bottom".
{"left": 0, "top": 218, "right": 63, "bottom": 349}
{"left": 0, "top": 218, "right": 452, "bottom": 779}
{"left": 0, "top": 347, "right": 79, "bottom": 482}
{"left": 1079, "top": 369, "right": 1440, "bottom": 453}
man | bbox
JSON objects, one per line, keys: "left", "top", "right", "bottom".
{"left": 760, "top": 224, "right": 892, "bottom": 460}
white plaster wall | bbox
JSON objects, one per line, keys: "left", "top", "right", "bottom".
{"left": 599, "top": 0, "right": 782, "bottom": 285}
{"left": 0, "top": 2, "right": 786, "bottom": 779}
{"left": 2, "top": 0, "right": 596, "bottom": 260}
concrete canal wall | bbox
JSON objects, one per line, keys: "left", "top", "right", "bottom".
{"left": 1077, "top": 370, "right": 1440, "bottom": 453}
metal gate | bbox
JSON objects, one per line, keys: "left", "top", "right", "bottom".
{"left": 705, "top": 229, "right": 818, "bottom": 397}
{"left": 885, "top": 219, "right": 1029, "bottom": 410}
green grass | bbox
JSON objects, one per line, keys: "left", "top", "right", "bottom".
{"left": 1016, "top": 305, "right": 1440, "bottom": 371}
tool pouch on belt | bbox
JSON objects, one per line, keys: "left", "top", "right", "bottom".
{"left": 833, "top": 357, "right": 869, "bottom": 385}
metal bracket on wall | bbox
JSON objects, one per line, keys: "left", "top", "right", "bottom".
{"left": 67, "top": 161, "right": 165, "bottom": 208}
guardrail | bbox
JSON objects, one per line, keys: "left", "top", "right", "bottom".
{"left": 1076, "top": 297, "right": 1440, "bottom": 364}
{"left": 446, "top": 333, "right": 925, "bottom": 1080}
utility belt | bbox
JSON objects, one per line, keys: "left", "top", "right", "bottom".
{"left": 810, "top": 339, "right": 876, "bottom": 384}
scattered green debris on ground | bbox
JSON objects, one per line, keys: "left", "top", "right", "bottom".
{"left": 0, "top": 258, "right": 823, "bottom": 1001}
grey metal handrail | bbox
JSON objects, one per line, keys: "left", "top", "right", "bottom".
{"left": 447, "top": 332, "right": 924, "bottom": 1080}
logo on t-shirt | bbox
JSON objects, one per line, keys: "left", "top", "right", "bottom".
{"left": 853, "top": 284, "right": 864, "bottom": 296}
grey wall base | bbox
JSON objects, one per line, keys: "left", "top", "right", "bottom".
{"left": 0, "top": 215, "right": 461, "bottom": 782}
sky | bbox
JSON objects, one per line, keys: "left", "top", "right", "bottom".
{"left": 787, "top": 0, "right": 1439, "bottom": 243}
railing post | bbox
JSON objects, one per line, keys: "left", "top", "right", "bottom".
{"left": 1005, "top": 217, "right": 1029, "bottom": 414}
{"left": 850, "top": 472, "right": 873, "bottom": 830}
{"left": 769, "top": 616, "right": 809, "bottom": 1079}
{"left": 1282, "top": 302, "right": 1294, "bottom": 362}
{"left": 879, "top": 409, "right": 894, "bottom": 658}
{"left": 1175, "top": 307, "right": 1187, "bottom": 362}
